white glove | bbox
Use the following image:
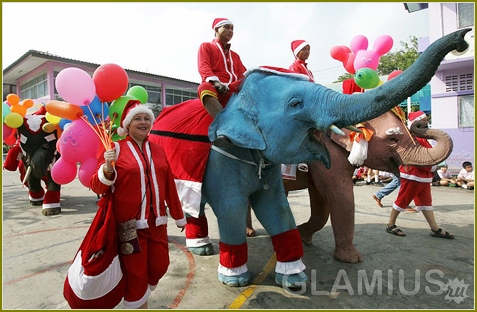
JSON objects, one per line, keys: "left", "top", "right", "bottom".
{"left": 103, "top": 149, "right": 117, "bottom": 172}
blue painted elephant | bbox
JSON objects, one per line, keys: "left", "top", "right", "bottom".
{"left": 151, "top": 29, "right": 470, "bottom": 288}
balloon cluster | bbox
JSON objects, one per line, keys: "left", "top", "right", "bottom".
{"left": 3, "top": 63, "right": 150, "bottom": 189}
{"left": 2, "top": 94, "right": 34, "bottom": 145}
{"left": 330, "top": 34, "right": 393, "bottom": 89}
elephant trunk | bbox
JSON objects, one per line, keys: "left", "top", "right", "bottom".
{"left": 315, "top": 28, "right": 471, "bottom": 129}
{"left": 398, "top": 121, "right": 453, "bottom": 166}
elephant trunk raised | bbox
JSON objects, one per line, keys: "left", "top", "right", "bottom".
{"left": 398, "top": 120, "right": 453, "bottom": 166}
{"left": 314, "top": 28, "right": 471, "bottom": 130}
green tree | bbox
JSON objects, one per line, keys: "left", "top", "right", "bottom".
{"left": 335, "top": 36, "right": 419, "bottom": 82}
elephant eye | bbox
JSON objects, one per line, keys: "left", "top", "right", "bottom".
{"left": 290, "top": 99, "right": 302, "bottom": 108}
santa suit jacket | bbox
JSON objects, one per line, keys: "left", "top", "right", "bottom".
{"left": 90, "top": 136, "right": 186, "bottom": 229}
{"left": 198, "top": 39, "right": 247, "bottom": 85}
{"left": 289, "top": 59, "right": 315, "bottom": 82}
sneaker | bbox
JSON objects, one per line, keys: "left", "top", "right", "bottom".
{"left": 372, "top": 194, "right": 384, "bottom": 208}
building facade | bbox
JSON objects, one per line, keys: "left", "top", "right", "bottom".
{"left": 3, "top": 50, "right": 199, "bottom": 116}
{"left": 419, "top": 3, "right": 474, "bottom": 171}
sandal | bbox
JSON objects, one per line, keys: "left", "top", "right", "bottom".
{"left": 386, "top": 224, "right": 406, "bottom": 236}
{"left": 430, "top": 228, "right": 454, "bottom": 239}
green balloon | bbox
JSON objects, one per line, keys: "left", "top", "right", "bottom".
{"left": 127, "top": 86, "right": 148, "bottom": 104}
{"left": 109, "top": 95, "right": 135, "bottom": 127}
{"left": 354, "top": 68, "right": 380, "bottom": 89}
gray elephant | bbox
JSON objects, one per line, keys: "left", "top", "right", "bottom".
{"left": 152, "top": 29, "right": 470, "bottom": 288}
{"left": 273, "top": 110, "right": 453, "bottom": 264}
{"left": 3, "top": 106, "right": 61, "bottom": 215}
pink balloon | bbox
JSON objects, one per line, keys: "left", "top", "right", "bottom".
{"left": 55, "top": 67, "right": 96, "bottom": 106}
{"left": 58, "top": 119, "right": 99, "bottom": 163}
{"left": 78, "top": 157, "right": 99, "bottom": 188}
{"left": 51, "top": 158, "right": 78, "bottom": 185}
{"left": 3, "top": 124, "right": 12, "bottom": 139}
{"left": 350, "top": 35, "right": 368, "bottom": 53}
{"left": 353, "top": 35, "right": 394, "bottom": 71}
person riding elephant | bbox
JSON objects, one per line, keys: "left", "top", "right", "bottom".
{"left": 150, "top": 29, "right": 470, "bottom": 288}
{"left": 3, "top": 105, "right": 61, "bottom": 216}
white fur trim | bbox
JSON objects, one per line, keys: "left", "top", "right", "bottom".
{"left": 214, "top": 19, "right": 232, "bottom": 29}
{"left": 67, "top": 251, "right": 123, "bottom": 300}
{"left": 155, "top": 216, "right": 168, "bottom": 226}
{"left": 174, "top": 179, "right": 202, "bottom": 218}
{"left": 186, "top": 237, "right": 211, "bottom": 247}
{"left": 123, "top": 287, "right": 150, "bottom": 309}
{"left": 175, "top": 217, "right": 187, "bottom": 227}
{"left": 293, "top": 41, "right": 309, "bottom": 56}
{"left": 275, "top": 258, "right": 306, "bottom": 274}
{"left": 347, "top": 139, "right": 368, "bottom": 166}
{"left": 98, "top": 164, "right": 116, "bottom": 186}
{"left": 245, "top": 67, "right": 309, "bottom": 81}
{"left": 205, "top": 75, "right": 220, "bottom": 82}
{"left": 42, "top": 203, "right": 60, "bottom": 209}
{"left": 217, "top": 263, "right": 248, "bottom": 276}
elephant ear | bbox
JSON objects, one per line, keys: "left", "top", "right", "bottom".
{"left": 330, "top": 128, "right": 353, "bottom": 152}
{"left": 209, "top": 81, "right": 266, "bottom": 150}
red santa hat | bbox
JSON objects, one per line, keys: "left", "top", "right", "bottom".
{"left": 408, "top": 110, "right": 427, "bottom": 123}
{"left": 291, "top": 40, "right": 310, "bottom": 57}
{"left": 116, "top": 100, "right": 154, "bottom": 137}
{"left": 212, "top": 18, "right": 233, "bottom": 30}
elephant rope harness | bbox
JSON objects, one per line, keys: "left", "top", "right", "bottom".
{"left": 211, "top": 145, "right": 272, "bottom": 180}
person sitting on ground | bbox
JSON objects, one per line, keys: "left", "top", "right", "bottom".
{"left": 378, "top": 170, "right": 393, "bottom": 184}
{"left": 456, "top": 161, "right": 474, "bottom": 190}
{"left": 365, "top": 168, "right": 379, "bottom": 185}
{"left": 352, "top": 166, "right": 366, "bottom": 184}
{"left": 434, "top": 165, "right": 456, "bottom": 186}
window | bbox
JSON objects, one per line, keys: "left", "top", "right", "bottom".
{"left": 129, "top": 83, "right": 162, "bottom": 105}
{"left": 459, "top": 95, "right": 474, "bottom": 128}
{"left": 20, "top": 73, "right": 48, "bottom": 99}
{"left": 457, "top": 3, "right": 474, "bottom": 28}
{"left": 445, "top": 73, "right": 474, "bottom": 92}
{"left": 165, "top": 88, "right": 197, "bottom": 105}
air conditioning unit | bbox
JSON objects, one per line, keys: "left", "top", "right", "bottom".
{"left": 445, "top": 28, "right": 474, "bottom": 60}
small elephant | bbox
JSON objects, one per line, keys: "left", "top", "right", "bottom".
{"left": 278, "top": 111, "right": 453, "bottom": 264}
{"left": 151, "top": 29, "right": 470, "bottom": 288}
{"left": 3, "top": 106, "right": 61, "bottom": 216}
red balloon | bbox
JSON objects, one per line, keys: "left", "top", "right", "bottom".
{"left": 92, "top": 64, "right": 129, "bottom": 102}
{"left": 387, "top": 70, "right": 403, "bottom": 81}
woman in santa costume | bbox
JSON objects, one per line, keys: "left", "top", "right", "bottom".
{"left": 89, "top": 101, "right": 186, "bottom": 309}
{"left": 386, "top": 111, "right": 454, "bottom": 239}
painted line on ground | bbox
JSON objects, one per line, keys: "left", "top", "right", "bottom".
{"left": 167, "top": 238, "right": 196, "bottom": 309}
{"left": 227, "top": 253, "right": 277, "bottom": 309}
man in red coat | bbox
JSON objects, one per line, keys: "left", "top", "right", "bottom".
{"left": 197, "top": 17, "right": 247, "bottom": 147}
{"left": 386, "top": 111, "right": 454, "bottom": 239}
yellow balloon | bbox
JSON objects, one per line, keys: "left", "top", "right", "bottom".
{"left": 42, "top": 123, "right": 57, "bottom": 133}
{"left": 46, "top": 112, "right": 61, "bottom": 124}
{"left": 4, "top": 112, "right": 23, "bottom": 128}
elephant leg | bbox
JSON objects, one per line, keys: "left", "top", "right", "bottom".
{"left": 185, "top": 202, "right": 214, "bottom": 256}
{"left": 250, "top": 174, "right": 308, "bottom": 289}
{"left": 42, "top": 173, "right": 61, "bottom": 216}
{"left": 27, "top": 177, "right": 44, "bottom": 206}
{"left": 297, "top": 186, "right": 329, "bottom": 245}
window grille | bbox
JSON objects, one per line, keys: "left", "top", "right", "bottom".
{"left": 457, "top": 3, "right": 474, "bottom": 28}
{"left": 459, "top": 95, "right": 474, "bottom": 128}
{"left": 445, "top": 73, "right": 474, "bottom": 92}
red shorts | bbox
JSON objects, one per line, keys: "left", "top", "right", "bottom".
{"left": 394, "top": 179, "right": 433, "bottom": 211}
{"left": 197, "top": 82, "right": 232, "bottom": 107}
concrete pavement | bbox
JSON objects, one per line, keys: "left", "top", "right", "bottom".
{"left": 2, "top": 168, "right": 474, "bottom": 309}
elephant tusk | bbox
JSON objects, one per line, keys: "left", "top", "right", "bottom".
{"left": 22, "top": 166, "right": 32, "bottom": 187}
{"left": 345, "top": 125, "right": 363, "bottom": 133}
{"left": 329, "top": 124, "right": 345, "bottom": 136}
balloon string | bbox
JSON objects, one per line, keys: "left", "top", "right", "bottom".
{"left": 81, "top": 102, "right": 114, "bottom": 151}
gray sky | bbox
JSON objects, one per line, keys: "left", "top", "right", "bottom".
{"left": 2, "top": 2, "right": 429, "bottom": 85}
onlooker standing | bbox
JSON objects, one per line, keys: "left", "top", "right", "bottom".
{"left": 385, "top": 111, "right": 454, "bottom": 239}
{"left": 456, "top": 161, "right": 474, "bottom": 190}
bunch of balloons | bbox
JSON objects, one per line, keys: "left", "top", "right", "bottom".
{"left": 3, "top": 94, "right": 34, "bottom": 145}
{"left": 330, "top": 34, "right": 394, "bottom": 89}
